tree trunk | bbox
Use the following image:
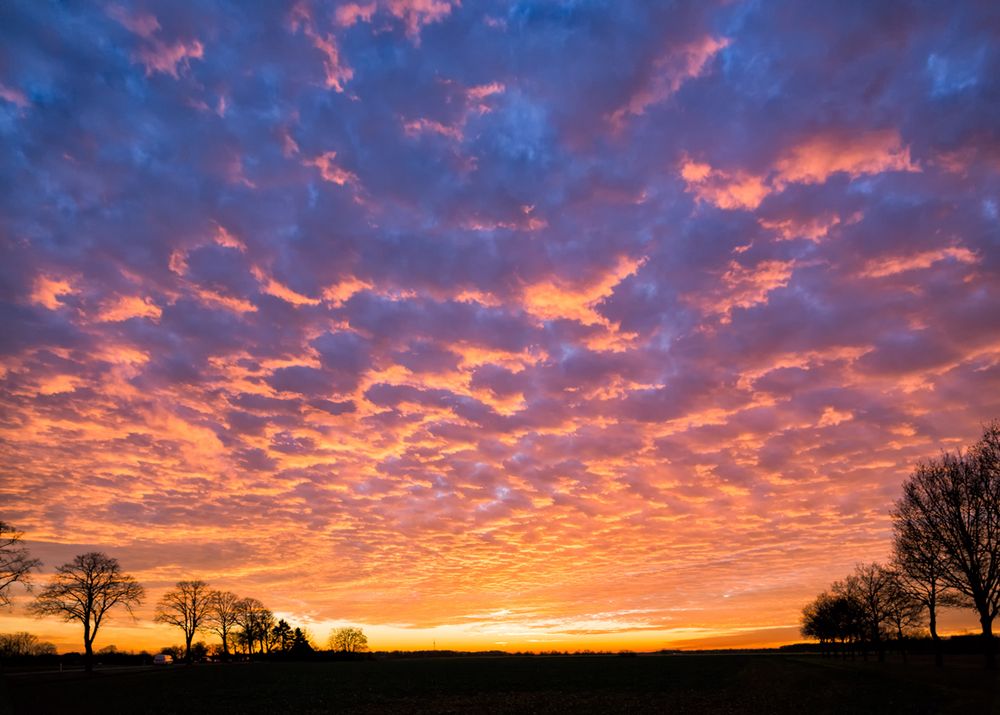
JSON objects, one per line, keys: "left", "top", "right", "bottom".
{"left": 929, "top": 602, "right": 943, "bottom": 668}
{"left": 83, "top": 621, "right": 93, "bottom": 673}
{"left": 980, "top": 612, "right": 996, "bottom": 670}
{"left": 83, "top": 640, "right": 94, "bottom": 672}
{"left": 185, "top": 632, "right": 194, "bottom": 664}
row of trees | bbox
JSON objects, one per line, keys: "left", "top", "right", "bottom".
{"left": 0, "top": 535, "right": 366, "bottom": 672}
{"left": 803, "top": 422, "right": 1000, "bottom": 668}
{"left": 153, "top": 579, "right": 316, "bottom": 661}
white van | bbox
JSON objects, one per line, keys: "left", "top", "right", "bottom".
{"left": 153, "top": 653, "right": 174, "bottom": 665}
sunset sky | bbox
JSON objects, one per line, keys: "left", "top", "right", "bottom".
{"left": 2, "top": 0, "right": 1000, "bottom": 653}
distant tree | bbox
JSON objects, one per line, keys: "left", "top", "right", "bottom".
{"left": 834, "top": 563, "right": 898, "bottom": 661}
{"left": 155, "top": 580, "right": 210, "bottom": 663}
{"left": 189, "top": 640, "right": 209, "bottom": 662}
{"left": 28, "top": 552, "right": 144, "bottom": 672}
{"left": 290, "top": 627, "right": 314, "bottom": 656}
{"left": 329, "top": 626, "right": 368, "bottom": 653}
{"left": 801, "top": 590, "right": 864, "bottom": 656}
{"left": 206, "top": 590, "right": 240, "bottom": 659}
{"left": 801, "top": 592, "right": 838, "bottom": 655}
{"left": 233, "top": 598, "right": 274, "bottom": 655}
{"left": 0, "top": 632, "right": 56, "bottom": 658}
{"left": 893, "top": 423, "right": 1000, "bottom": 668}
{"left": 880, "top": 569, "right": 924, "bottom": 662}
{"left": 272, "top": 619, "right": 293, "bottom": 653}
{"left": 0, "top": 521, "right": 41, "bottom": 607}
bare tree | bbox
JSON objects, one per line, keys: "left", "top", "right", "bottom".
{"left": 880, "top": 569, "right": 924, "bottom": 663}
{"left": 233, "top": 598, "right": 273, "bottom": 656}
{"left": 328, "top": 626, "right": 368, "bottom": 653}
{"left": 893, "top": 423, "right": 1000, "bottom": 668}
{"left": 0, "top": 521, "right": 41, "bottom": 607}
{"left": 834, "top": 563, "right": 897, "bottom": 661}
{"left": 28, "top": 552, "right": 144, "bottom": 672}
{"left": 893, "top": 517, "right": 968, "bottom": 666}
{"left": 155, "top": 580, "right": 210, "bottom": 663}
{"left": 206, "top": 590, "right": 240, "bottom": 659}
{"left": 0, "top": 632, "right": 56, "bottom": 657}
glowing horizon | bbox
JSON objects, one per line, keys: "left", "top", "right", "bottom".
{"left": 2, "top": 2, "right": 999, "bottom": 654}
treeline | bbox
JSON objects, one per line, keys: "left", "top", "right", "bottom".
{"left": 0, "top": 538, "right": 368, "bottom": 672}
{"left": 802, "top": 421, "right": 1000, "bottom": 668}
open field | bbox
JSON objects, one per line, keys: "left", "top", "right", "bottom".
{"left": 3, "top": 654, "right": 1000, "bottom": 714}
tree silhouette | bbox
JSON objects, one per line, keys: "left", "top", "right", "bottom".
{"left": 233, "top": 597, "right": 274, "bottom": 655}
{"left": 0, "top": 632, "right": 56, "bottom": 658}
{"left": 155, "top": 580, "right": 210, "bottom": 663}
{"left": 290, "top": 627, "right": 314, "bottom": 656}
{"left": 272, "top": 618, "right": 293, "bottom": 653}
{"left": 893, "top": 518, "right": 968, "bottom": 666}
{"left": 28, "top": 552, "right": 144, "bottom": 672}
{"left": 834, "top": 563, "right": 899, "bottom": 661}
{"left": 894, "top": 423, "right": 1000, "bottom": 668}
{"left": 206, "top": 590, "right": 240, "bottom": 659}
{"left": 329, "top": 626, "right": 368, "bottom": 653}
{"left": 0, "top": 521, "right": 41, "bottom": 607}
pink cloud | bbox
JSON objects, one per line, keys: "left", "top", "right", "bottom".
{"left": 290, "top": 2, "right": 354, "bottom": 92}
{"left": 106, "top": 4, "right": 160, "bottom": 38}
{"left": 609, "top": 36, "right": 730, "bottom": 129}
{"left": 30, "top": 275, "right": 75, "bottom": 309}
{"left": 305, "top": 151, "right": 358, "bottom": 186}
{"left": 695, "top": 259, "right": 796, "bottom": 322}
{"left": 0, "top": 83, "right": 29, "bottom": 108}
{"left": 135, "top": 38, "right": 204, "bottom": 77}
{"left": 773, "top": 129, "right": 919, "bottom": 186}
{"left": 679, "top": 158, "right": 771, "bottom": 211}
{"left": 859, "top": 246, "right": 978, "bottom": 278}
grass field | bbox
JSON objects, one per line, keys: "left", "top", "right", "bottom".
{"left": 3, "top": 654, "right": 999, "bottom": 714}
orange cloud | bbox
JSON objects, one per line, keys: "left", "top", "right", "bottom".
{"left": 252, "top": 266, "right": 320, "bottom": 306}
{"left": 859, "top": 246, "right": 978, "bottom": 278}
{"left": 773, "top": 129, "right": 919, "bottom": 186}
{"left": 305, "top": 151, "right": 358, "bottom": 186}
{"left": 681, "top": 130, "right": 919, "bottom": 211}
{"left": 97, "top": 295, "right": 163, "bottom": 323}
{"left": 609, "top": 36, "right": 730, "bottom": 129}
{"left": 758, "top": 212, "right": 861, "bottom": 243}
{"left": 30, "top": 275, "right": 75, "bottom": 309}
{"left": 521, "top": 256, "right": 645, "bottom": 326}
{"left": 699, "top": 259, "right": 795, "bottom": 322}
{"left": 679, "top": 158, "right": 771, "bottom": 211}
{"left": 323, "top": 277, "right": 374, "bottom": 306}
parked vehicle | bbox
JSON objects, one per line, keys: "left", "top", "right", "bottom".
{"left": 153, "top": 653, "right": 174, "bottom": 665}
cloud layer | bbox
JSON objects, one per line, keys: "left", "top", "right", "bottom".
{"left": 1, "top": 0, "right": 999, "bottom": 650}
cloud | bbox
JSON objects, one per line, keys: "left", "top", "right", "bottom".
{"left": 773, "top": 129, "right": 919, "bottom": 187}
{"left": 1, "top": 0, "right": 998, "bottom": 653}
{"left": 609, "top": 36, "right": 730, "bottom": 129}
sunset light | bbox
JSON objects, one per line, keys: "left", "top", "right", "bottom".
{"left": 2, "top": 0, "right": 999, "bottom": 666}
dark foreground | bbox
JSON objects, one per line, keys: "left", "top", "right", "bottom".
{"left": 3, "top": 654, "right": 1000, "bottom": 714}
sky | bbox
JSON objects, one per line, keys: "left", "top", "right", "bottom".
{"left": 1, "top": 0, "right": 999, "bottom": 653}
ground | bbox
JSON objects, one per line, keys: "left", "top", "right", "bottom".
{"left": 3, "top": 653, "right": 999, "bottom": 714}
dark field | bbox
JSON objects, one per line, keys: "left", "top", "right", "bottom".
{"left": 3, "top": 654, "right": 1000, "bottom": 714}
